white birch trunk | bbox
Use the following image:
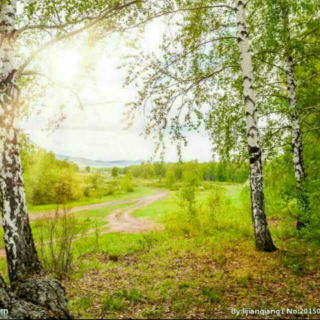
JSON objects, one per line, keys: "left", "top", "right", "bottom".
{"left": 0, "top": 0, "right": 42, "bottom": 283}
{"left": 0, "top": 3, "right": 71, "bottom": 317}
{"left": 236, "top": 0, "right": 276, "bottom": 251}
{"left": 286, "top": 56, "right": 308, "bottom": 228}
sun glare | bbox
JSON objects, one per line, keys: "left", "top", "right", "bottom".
{"left": 49, "top": 49, "right": 82, "bottom": 84}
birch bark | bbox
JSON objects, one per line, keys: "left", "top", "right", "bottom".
{"left": 0, "top": 0, "right": 43, "bottom": 283}
{"left": 0, "top": 2, "right": 71, "bottom": 317}
{"left": 286, "top": 56, "right": 308, "bottom": 229}
{"left": 236, "top": 0, "right": 276, "bottom": 251}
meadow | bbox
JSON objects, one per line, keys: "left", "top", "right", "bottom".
{"left": 1, "top": 175, "right": 319, "bottom": 319}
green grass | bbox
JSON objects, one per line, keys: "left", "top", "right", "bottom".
{"left": 72, "top": 202, "right": 136, "bottom": 221}
{"left": 34, "top": 202, "right": 136, "bottom": 242}
{"left": 133, "top": 192, "right": 179, "bottom": 221}
{"left": 64, "top": 182, "right": 320, "bottom": 319}
{"left": 73, "top": 232, "right": 153, "bottom": 258}
{"left": 133, "top": 183, "right": 245, "bottom": 222}
{"left": 28, "top": 187, "right": 156, "bottom": 213}
{"left": 0, "top": 201, "right": 149, "bottom": 282}
{"left": 0, "top": 202, "right": 136, "bottom": 250}
{"left": 3, "top": 181, "right": 319, "bottom": 319}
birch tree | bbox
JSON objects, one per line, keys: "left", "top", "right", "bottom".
{"left": 124, "top": 0, "right": 277, "bottom": 251}
{"left": 250, "top": 0, "right": 320, "bottom": 228}
{"left": 0, "top": 0, "right": 140, "bottom": 317}
{"left": 235, "top": 1, "right": 275, "bottom": 251}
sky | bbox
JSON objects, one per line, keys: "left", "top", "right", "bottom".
{"left": 21, "top": 20, "right": 213, "bottom": 163}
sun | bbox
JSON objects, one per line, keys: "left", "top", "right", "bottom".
{"left": 48, "top": 48, "right": 82, "bottom": 85}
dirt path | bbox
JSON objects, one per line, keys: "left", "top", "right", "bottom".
{"left": 0, "top": 189, "right": 168, "bottom": 258}
{"left": 106, "top": 191, "right": 167, "bottom": 234}
{"left": 27, "top": 198, "right": 144, "bottom": 222}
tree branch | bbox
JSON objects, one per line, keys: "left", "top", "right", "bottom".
{"left": 17, "top": 15, "right": 99, "bottom": 35}
{"left": 51, "top": 0, "right": 63, "bottom": 26}
{"left": 252, "top": 56, "right": 287, "bottom": 72}
{"left": 16, "top": 0, "right": 140, "bottom": 78}
{"left": 303, "top": 126, "right": 320, "bottom": 134}
{"left": 297, "top": 71, "right": 320, "bottom": 88}
{"left": 21, "top": 71, "right": 84, "bottom": 109}
{"left": 117, "top": 4, "right": 235, "bottom": 32}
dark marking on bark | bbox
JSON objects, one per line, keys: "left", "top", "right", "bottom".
{"left": 241, "top": 30, "right": 248, "bottom": 38}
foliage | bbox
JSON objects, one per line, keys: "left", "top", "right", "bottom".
{"left": 165, "top": 169, "right": 177, "bottom": 189}
{"left": 22, "top": 147, "right": 83, "bottom": 205}
{"left": 264, "top": 131, "right": 320, "bottom": 241}
{"left": 121, "top": 171, "right": 134, "bottom": 192}
{"left": 128, "top": 160, "right": 249, "bottom": 185}
{"left": 168, "top": 178, "right": 229, "bottom": 238}
{"left": 111, "top": 167, "right": 119, "bottom": 177}
{"left": 84, "top": 172, "right": 106, "bottom": 197}
{"left": 178, "top": 169, "right": 200, "bottom": 217}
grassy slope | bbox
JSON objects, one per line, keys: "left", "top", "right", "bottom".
{"left": 64, "top": 183, "right": 320, "bottom": 319}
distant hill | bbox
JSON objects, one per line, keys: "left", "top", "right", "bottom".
{"left": 55, "top": 154, "right": 144, "bottom": 168}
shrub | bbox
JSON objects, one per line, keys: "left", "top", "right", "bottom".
{"left": 84, "top": 173, "right": 121, "bottom": 198}
{"left": 121, "top": 172, "right": 134, "bottom": 192}
{"left": 36, "top": 207, "right": 86, "bottom": 278}
{"left": 167, "top": 182, "right": 227, "bottom": 238}
{"left": 165, "top": 169, "right": 176, "bottom": 189}
{"left": 178, "top": 171, "right": 200, "bottom": 219}
{"left": 24, "top": 150, "right": 83, "bottom": 205}
{"left": 207, "top": 185, "right": 225, "bottom": 213}
{"left": 111, "top": 167, "right": 118, "bottom": 177}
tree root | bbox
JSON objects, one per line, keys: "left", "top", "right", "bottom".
{"left": 14, "top": 278, "right": 72, "bottom": 319}
{"left": 0, "top": 278, "right": 48, "bottom": 319}
{"left": 0, "top": 274, "right": 72, "bottom": 319}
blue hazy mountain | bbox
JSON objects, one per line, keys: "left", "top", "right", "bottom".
{"left": 55, "top": 154, "right": 143, "bottom": 168}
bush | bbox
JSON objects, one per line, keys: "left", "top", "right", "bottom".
{"left": 84, "top": 172, "right": 121, "bottom": 198}
{"left": 36, "top": 207, "right": 86, "bottom": 278}
{"left": 165, "top": 169, "right": 176, "bottom": 189}
{"left": 24, "top": 150, "right": 83, "bottom": 205}
{"left": 121, "top": 172, "right": 134, "bottom": 192}
{"left": 207, "top": 185, "right": 225, "bottom": 213}
{"left": 167, "top": 181, "right": 227, "bottom": 238}
{"left": 111, "top": 167, "right": 118, "bottom": 177}
{"left": 104, "top": 180, "right": 120, "bottom": 196}
{"left": 178, "top": 171, "right": 200, "bottom": 218}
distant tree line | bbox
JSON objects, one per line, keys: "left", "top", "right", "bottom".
{"left": 124, "top": 161, "right": 249, "bottom": 184}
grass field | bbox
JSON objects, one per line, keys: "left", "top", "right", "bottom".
{"left": 59, "top": 182, "right": 320, "bottom": 319}
{"left": 1, "top": 182, "right": 320, "bottom": 319}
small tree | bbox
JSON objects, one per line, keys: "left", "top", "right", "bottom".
{"left": 179, "top": 171, "right": 200, "bottom": 217}
{"left": 111, "top": 167, "right": 119, "bottom": 177}
{"left": 165, "top": 169, "right": 176, "bottom": 189}
{"left": 122, "top": 171, "right": 134, "bottom": 192}
{"left": 153, "top": 162, "right": 166, "bottom": 182}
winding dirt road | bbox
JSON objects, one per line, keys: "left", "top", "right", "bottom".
{"left": 27, "top": 197, "right": 146, "bottom": 222}
{"left": 106, "top": 191, "right": 167, "bottom": 233}
{"left": 0, "top": 189, "right": 168, "bottom": 258}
